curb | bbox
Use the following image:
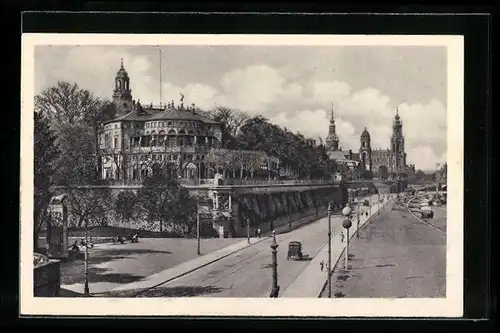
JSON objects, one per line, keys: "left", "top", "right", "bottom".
{"left": 318, "top": 198, "right": 394, "bottom": 298}
{"left": 128, "top": 211, "right": 330, "bottom": 297}
{"left": 99, "top": 236, "right": 271, "bottom": 297}
{"left": 406, "top": 196, "right": 446, "bottom": 235}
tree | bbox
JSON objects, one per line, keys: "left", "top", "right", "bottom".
{"left": 66, "top": 189, "right": 112, "bottom": 228}
{"left": 378, "top": 165, "right": 389, "bottom": 180}
{"left": 114, "top": 191, "right": 138, "bottom": 226}
{"left": 35, "top": 82, "right": 115, "bottom": 183}
{"left": 84, "top": 101, "right": 117, "bottom": 177}
{"left": 214, "top": 107, "right": 249, "bottom": 136}
{"left": 53, "top": 124, "right": 98, "bottom": 185}
{"left": 35, "top": 81, "right": 105, "bottom": 128}
{"left": 34, "top": 111, "right": 60, "bottom": 249}
{"left": 137, "top": 173, "right": 197, "bottom": 236}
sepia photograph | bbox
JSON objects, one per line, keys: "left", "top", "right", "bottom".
{"left": 21, "top": 34, "right": 464, "bottom": 317}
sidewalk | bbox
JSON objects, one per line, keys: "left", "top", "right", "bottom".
{"left": 281, "top": 195, "right": 390, "bottom": 298}
{"left": 100, "top": 236, "right": 268, "bottom": 297}
{"left": 100, "top": 207, "right": 329, "bottom": 297}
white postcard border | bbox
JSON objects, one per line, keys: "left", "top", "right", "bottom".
{"left": 20, "top": 33, "right": 464, "bottom": 317}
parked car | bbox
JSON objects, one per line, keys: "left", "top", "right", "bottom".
{"left": 287, "top": 241, "right": 303, "bottom": 260}
{"left": 421, "top": 206, "right": 434, "bottom": 218}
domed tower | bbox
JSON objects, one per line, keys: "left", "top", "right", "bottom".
{"left": 391, "top": 107, "right": 406, "bottom": 171}
{"left": 112, "top": 58, "right": 133, "bottom": 110}
{"left": 325, "top": 105, "right": 340, "bottom": 152}
{"left": 359, "top": 127, "right": 372, "bottom": 171}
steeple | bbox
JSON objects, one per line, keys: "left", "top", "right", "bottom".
{"left": 391, "top": 105, "right": 405, "bottom": 169}
{"left": 359, "top": 126, "right": 372, "bottom": 171}
{"left": 325, "top": 103, "right": 339, "bottom": 151}
{"left": 113, "top": 58, "right": 133, "bottom": 111}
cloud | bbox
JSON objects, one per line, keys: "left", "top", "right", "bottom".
{"left": 34, "top": 46, "right": 447, "bottom": 171}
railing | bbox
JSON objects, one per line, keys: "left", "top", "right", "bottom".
{"left": 86, "top": 178, "right": 341, "bottom": 187}
{"left": 220, "top": 179, "right": 340, "bottom": 186}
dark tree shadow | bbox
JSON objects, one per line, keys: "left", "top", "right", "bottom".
{"left": 61, "top": 265, "right": 146, "bottom": 285}
{"left": 334, "top": 291, "right": 346, "bottom": 298}
{"left": 68, "top": 248, "right": 172, "bottom": 265}
{"left": 59, "top": 248, "right": 172, "bottom": 286}
{"left": 136, "top": 285, "right": 225, "bottom": 297}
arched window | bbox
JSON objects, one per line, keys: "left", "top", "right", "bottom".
{"left": 116, "top": 80, "right": 121, "bottom": 89}
{"left": 168, "top": 121, "right": 172, "bottom": 126}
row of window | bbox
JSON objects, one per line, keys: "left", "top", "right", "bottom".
{"left": 145, "top": 121, "right": 212, "bottom": 130}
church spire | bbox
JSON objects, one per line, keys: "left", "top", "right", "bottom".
{"left": 325, "top": 103, "right": 339, "bottom": 152}
{"left": 120, "top": 58, "right": 124, "bottom": 69}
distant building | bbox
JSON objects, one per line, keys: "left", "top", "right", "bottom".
{"left": 325, "top": 108, "right": 359, "bottom": 169}
{"left": 325, "top": 105, "right": 415, "bottom": 177}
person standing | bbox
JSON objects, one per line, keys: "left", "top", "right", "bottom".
{"left": 257, "top": 228, "right": 262, "bottom": 238}
{"left": 320, "top": 260, "right": 324, "bottom": 272}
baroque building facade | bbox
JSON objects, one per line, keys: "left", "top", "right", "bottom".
{"left": 98, "top": 60, "right": 279, "bottom": 184}
{"left": 99, "top": 60, "right": 224, "bottom": 183}
{"left": 326, "top": 106, "right": 415, "bottom": 177}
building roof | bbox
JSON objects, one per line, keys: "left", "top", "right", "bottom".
{"left": 106, "top": 106, "right": 220, "bottom": 125}
{"left": 328, "top": 150, "right": 347, "bottom": 160}
{"left": 328, "top": 150, "right": 358, "bottom": 164}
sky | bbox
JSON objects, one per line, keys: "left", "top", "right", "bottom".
{"left": 34, "top": 45, "right": 447, "bottom": 171}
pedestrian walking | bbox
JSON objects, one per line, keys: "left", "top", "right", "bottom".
{"left": 340, "top": 231, "right": 345, "bottom": 243}
{"left": 320, "top": 260, "right": 324, "bottom": 272}
{"left": 257, "top": 228, "right": 261, "bottom": 238}
{"left": 254, "top": 229, "right": 258, "bottom": 237}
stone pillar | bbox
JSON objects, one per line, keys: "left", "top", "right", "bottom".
{"left": 47, "top": 194, "right": 69, "bottom": 260}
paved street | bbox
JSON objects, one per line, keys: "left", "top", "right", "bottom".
{"left": 136, "top": 196, "right": 380, "bottom": 298}
{"left": 60, "top": 238, "right": 240, "bottom": 295}
{"left": 136, "top": 214, "right": 345, "bottom": 297}
{"left": 320, "top": 202, "right": 446, "bottom": 298}
{"left": 430, "top": 205, "right": 447, "bottom": 233}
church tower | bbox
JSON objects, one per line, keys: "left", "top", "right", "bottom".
{"left": 112, "top": 58, "right": 133, "bottom": 110}
{"left": 390, "top": 107, "right": 406, "bottom": 172}
{"left": 325, "top": 104, "right": 340, "bottom": 152}
{"left": 359, "top": 127, "right": 372, "bottom": 171}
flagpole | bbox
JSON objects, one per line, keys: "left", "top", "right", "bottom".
{"left": 159, "top": 47, "right": 163, "bottom": 108}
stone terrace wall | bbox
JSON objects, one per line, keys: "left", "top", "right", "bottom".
{"left": 54, "top": 183, "right": 348, "bottom": 238}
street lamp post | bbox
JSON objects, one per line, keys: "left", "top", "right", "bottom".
{"left": 196, "top": 207, "right": 201, "bottom": 255}
{"left": 247, "top": 216, "right": 250, "bottom": 244}
{"left": 369, "top": 194, "right": 372, "bottom": 217}
{"left": 327, "top": 202, "right": 332, "bottom": 298}
{"left": 356, "top": 201, "right": 360, "bottom": 239}
{"left": 342, "top": 205, "right": 352, "bottom": 271}
{"left": 84, "top": 218, "right": 90, "bottom": 296}
{"left": 270, "top": 230, "right": 280, "bottom": 298}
